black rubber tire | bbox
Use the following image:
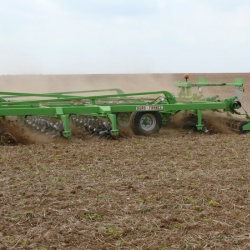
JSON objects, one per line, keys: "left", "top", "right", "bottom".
{"left": 130, "top": 111, "right": 162, "bottom": 136}
{"left": 229, "top": 100, "right": 241, "bottom": 112}
{"left": 116, "top": 112, "right": 131, "bottom": 127}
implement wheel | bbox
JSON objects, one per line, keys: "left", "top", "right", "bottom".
{"left": 116, "top": 112, "right": 131, "bottom": 127}
{"left": 130, "top": 111, "right": 162, "bottom": 136}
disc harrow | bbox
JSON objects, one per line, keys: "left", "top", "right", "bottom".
{"left": 24, "top": 115, "right": 114, "bottom": 139}
{"left": 25, "top": 116, "right": 64, "bottom": 137}
{"left": 70, "top": 115, "right": 113, "bottom": 139}
{"left": 0, "top": 75, "right": 249, "bottom": 140}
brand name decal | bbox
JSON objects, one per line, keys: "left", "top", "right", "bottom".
{"left": 136, "top": 106, "right": 163, "bottom": 111}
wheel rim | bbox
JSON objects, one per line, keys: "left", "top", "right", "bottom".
{"left": 139, "top": 113, "right": 157, "bottom": 131}
{"left": 117, "top": 113, "right": 131, "bottom": 127}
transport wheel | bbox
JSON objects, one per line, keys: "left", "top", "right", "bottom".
{"left": 130, "top": 111, "right": 162, "bottom": 136}
{"left": 116, "top": 112, "right": 131, "bottom": 127}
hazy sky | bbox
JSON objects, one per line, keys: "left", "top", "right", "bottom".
{"left": 0, "top": 0, "right": 250, "bottom": 74}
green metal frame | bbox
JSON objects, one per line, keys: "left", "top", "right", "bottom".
{"left": 174, "top": 78, "right": 243, "bottom": 101}
{"left": 0, "top": 83, "right": 248, "bottom": 137}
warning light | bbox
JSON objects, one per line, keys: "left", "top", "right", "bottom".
{"left": 184, "top": 73, "right": 189, "bottom": 82}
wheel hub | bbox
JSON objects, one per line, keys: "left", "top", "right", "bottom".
{"left": 140, "top": 114, "right": 156, "bottom": 131}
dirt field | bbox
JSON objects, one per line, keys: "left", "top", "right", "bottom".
{"left": 0, "top": 73, "right": 250, "bottom": 250}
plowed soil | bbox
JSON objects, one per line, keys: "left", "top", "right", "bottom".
{"left": 0, "top": 73, "right": 250, "bottom": 250}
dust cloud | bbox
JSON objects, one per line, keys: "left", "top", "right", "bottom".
{"left": 0, "top": 74, "right": 178, "bottom": 94}
{"left": 166, "top": 111, "right": 234, "bottom": 134}
{"left": 0, "top": 73, "right": 249, "bottom": 96}
{"left": 0, "top": 118, "right": 56, "bottom": 145}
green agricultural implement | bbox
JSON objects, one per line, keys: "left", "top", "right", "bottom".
{"left": 0, "top": 76, "right": 249, "bottom": 139}
{"left": 175, "top": 74, "right": 244, "bottom": 101}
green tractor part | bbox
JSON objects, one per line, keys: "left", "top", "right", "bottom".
{"left": 0, "top": 78, "right": 249, "bottom": 139}
{"left": 174, "top": 76, "right": 244, "bottom": 101}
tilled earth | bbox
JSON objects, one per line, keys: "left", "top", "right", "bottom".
{"left": 0, "top": 73, "right": 250, "bottom": 250}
